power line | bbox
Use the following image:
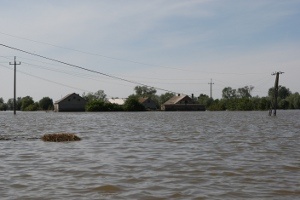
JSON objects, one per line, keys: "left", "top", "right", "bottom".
{"left": 3, "top": 55, "right": 217, "bottom": 82}
{"left": 22, "top": 62, "right": 108, "bottom": 81}
{"left": 0, "top": 63, "right": 128, "bottom": 99}
{"left": 21, "top": 61, "right": 138, "bottom": 89}
{"left": 0, "top": 63, "right": 92, "bottom": 93}
{"left": 0, "top": 43, "right": 177, "bottom": 94}
{"left": 0, "top": 32, "right": 193, "bottom": 72}
{"left": 18, "top": 56, "right": 213, "bottom": 82}
{"left": 0, "top": 32, "right": 267, "bottom": 75}
{"left": 21, "top": 60, "right": 209, "bottom": 84}
{"left": 9, "top": 55, "right": 261, "bottom": 88}
{"left": 0, "top": 32, "right": 176, "bottom": 69}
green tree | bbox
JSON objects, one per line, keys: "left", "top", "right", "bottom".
{"left": 6, "top": 98, "right": 22, "bottom": 110}
{"left": 24, "top": 102, "right": 39, "bottom": 111}
{"left": 159, "top": 92, "right": 175, "bottom": 105}
{"left": 86, "top": 100, "right": 106, "bottom": 111}
{"left": 286, "top": 92, "right": 300, "bottom": 109}
{"left": 278, "top": 99, "right": 289, "bottom": 109}
{"left": 134, "top": 86, "right": 157, "bottom": 97}
{"left": 0, "top": 98, "right": 7, "bottom": 111}
{"left": 208, "top": 99, "right": 226, "bottom": 111}
{"left": 278, "top": 86, "right": 291, "bottom": 99}
{"left": 257, "top": 97, "right": 271, "bottom": 110}
{"left": 105, "top": 103, "right": 124, "bottom": 111}
{"left": 16, "top": 97, "right": 22, "bottom": 110}
{"left": 225, "top": 98, "right": 238, "bottom": 110}
{"left": 237, "top": 86, "right": 254, "bottom": 98}
{"left": 236, "top": 98, "right": 254, "bottom": 111}
{"left": 198, "top": 94, "right": 213, "bottom": 107}
{"left": 39, "top": 97, "right": 54, "bottom": 110}
{"left": 123, "top": 95, "right": 145, "bottom": 111}
{"left": 293, "top": 93, "right": 300, "bottom": 109}
{"left": 86, "top": 100, "right": 124, "bottom": 112}
{"left": 222, "top": 87, "right": 236, "bottom": 99}
{"left": 6, "top": 98, "right": 14, "bottom": 110}
{"left": 268, "top": 85, "right": 291, "bottom": 99}
{"left": 21, "top": 96, "right": 35, "bottom": 111}
{"left": 82, "top": 90, "right": 107, "bottom": 102}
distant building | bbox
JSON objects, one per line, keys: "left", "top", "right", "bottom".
{"left": 139, "top": 97, "right": 157, "bottom": 110}
{"left": 107, "top": 98, "right": 126, "bottom": 105}
{"left": 161, "top": 94, "right": 205, "bottom": 111}
{"left": 54, "top": 93, "right": 86, "bottom": 112}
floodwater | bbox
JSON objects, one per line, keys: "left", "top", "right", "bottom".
{"left": 0, "top": 111, "right": 299, "bottom": 200}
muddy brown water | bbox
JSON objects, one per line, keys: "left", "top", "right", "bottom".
{"left": 0, "top": 111, "right": 299, "bottom": 199}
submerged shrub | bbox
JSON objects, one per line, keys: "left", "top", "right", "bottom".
{"left": 41, "top": 133, "right": 81, "bottom": 142}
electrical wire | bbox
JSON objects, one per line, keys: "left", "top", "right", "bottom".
{"left": 0, "top": 63, "right": 92, "bottom": 93}
{"left": 0, "top": 32, "right": 267, "bottom": 75}
{"left": 2, "top": 55, "right": 118, "bottom": 85}
{"left": 5, "top": 55, "right": 218, "bottom": 82}
{"left": 0, "top": 43, "right": 177, "bottom": 94}
{"left": 0, "top": 43, "right": 275, "bottom": 98}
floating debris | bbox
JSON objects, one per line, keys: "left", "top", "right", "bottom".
{"left": 41, "top": 133, "right": 81, "bottom": 142}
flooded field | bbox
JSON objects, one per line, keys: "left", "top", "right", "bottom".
{"left": 0, "top": 111, "right": 299, "bottom": 199}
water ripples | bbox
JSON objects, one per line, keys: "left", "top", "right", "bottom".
{"left": 0, "top": 111, "right": 299, "bottom": 199}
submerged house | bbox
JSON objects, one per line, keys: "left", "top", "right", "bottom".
{"left": 139, "top": 97, "right": 157, "bottom": 110}
{"left": 161, "top": 94, "right": 205, "bottom": 111}
{"left": 54, "top": 93, "right": 86, "bottom": 112}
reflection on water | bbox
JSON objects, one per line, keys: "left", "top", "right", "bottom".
{"left": 0, "top": 111, "right": 299, "bottom": 199}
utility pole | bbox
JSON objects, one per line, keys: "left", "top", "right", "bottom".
{"left": 208, "top": 79, "right": 214, "bottom": 98}
{"left": 271, "top": 71, "right": 284, "bottom": 116}
{"left": 9, "top": 56, "right": 21, "bottom": 115}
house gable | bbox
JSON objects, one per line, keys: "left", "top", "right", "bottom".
{"left": 54, "top": 93, "right": 86, "bottom": 112}
{"left": 139, "top": 97, "right": 157, "bottom": 110}
{"left": 175, "top": 96, "right": 194, "bottom": 105}
{"left": 161, "top": 94, "right": 205, "bottom": 111}
{"left": 163, "top": 95, "right": 193, "bottom": 105}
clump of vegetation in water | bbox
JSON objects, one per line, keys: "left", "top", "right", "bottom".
{"left": 41, "top": 133, "right": 81, "bottom": 142}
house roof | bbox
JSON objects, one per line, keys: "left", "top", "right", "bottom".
{"left": 108, "top": 98, "right": 126, "bottom": 105}
{"left": 55, "top": 93, "right": 85, "bottom": 104}
{"left": 138, "top": 97, "right": 150, "bottom": 104}
{"left": 163, "top": 95, "right": 191, "bottom": 105}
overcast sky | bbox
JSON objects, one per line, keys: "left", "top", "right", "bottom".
{"left": 0, "top": 0, "right": 299, "bottom": 101}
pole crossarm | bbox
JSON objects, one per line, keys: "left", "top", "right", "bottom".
{"left": 271, "top": 71, "right": 284, "bottom": 76}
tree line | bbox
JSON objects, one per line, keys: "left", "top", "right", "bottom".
{"left": 198, "top": 85, "right": 300, "bottom": 111}
{"left": 0, "top": 86, "right": 169, "bottom": 112}
{"left": 83, "top": 86, "right": 170, "bottom": 111}
{"left": 0, "top": 85, "right": 299, "bottom": 111}
{"left": 0, "top": 96, "right": 54, "bottom": 111}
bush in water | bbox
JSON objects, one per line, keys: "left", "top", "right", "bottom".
{"left": 41, "top": 133, "right": 81, "bottom": 142}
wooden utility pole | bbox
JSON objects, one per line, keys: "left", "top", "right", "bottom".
{"left": 9, "top": 56, "right": 21, "bottom": 115}
{"left": 208, "top": 79, "right": 214, "bottom": 98}
{"left": 271, "top": 71, "right": 284, "bottom": 116}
